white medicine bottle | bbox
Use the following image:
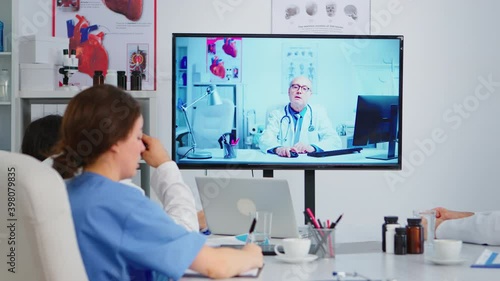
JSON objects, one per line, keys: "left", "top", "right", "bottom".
{"left": 385, "top": 224, "right": 400, "bottom": 254}
{"left": 105, "top": 69, "right": 118, "bottom": 87}
{"left": 0, "top": 69, "right": 9, "bottom": 101}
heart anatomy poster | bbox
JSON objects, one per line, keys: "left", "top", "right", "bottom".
{"left": 272, "top": 0, "right": 371, "bottom": 35}
{"left": 53, "top": 0, "right": 156, "bottom": 90}
{"left": 206, "top": 37, "right": 242, "bottom": 83}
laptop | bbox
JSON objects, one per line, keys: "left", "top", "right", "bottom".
{"left": 196, "top": 177, "right": 299, "bottom": 238}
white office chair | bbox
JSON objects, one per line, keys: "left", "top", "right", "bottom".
{"left": 0, "top": 151, "right": 88, "bottom": 281}
{"left": 191, "top": 98, "right": 235, "bottom": 149}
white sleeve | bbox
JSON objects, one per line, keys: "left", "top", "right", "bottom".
{"left": 150, "top": 161, "right": 199, "bottom": 232}
{"left": 119, "top": 178, "right": 146, "bottom": 195}
{"left": 259, "top": 108, "right": 283, "bottom": 153}
{"left": 314, "top": 106, "right": 342, "bottom": 151}
{"left": 435, "top": 211, "right": 500, "bottom": 245}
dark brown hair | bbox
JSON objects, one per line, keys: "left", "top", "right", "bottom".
{"left": 52, "top": 85, "right": 141, "bottom": 178}
{"left": 21, "top": 114, "right": 63, "bottom": 161}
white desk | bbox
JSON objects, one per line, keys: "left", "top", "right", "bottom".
{"left": 181, "top": 242, "right": 500, "bottom": 281}
{"left": 176, "top": 148, "right": 398, "bottom": 166}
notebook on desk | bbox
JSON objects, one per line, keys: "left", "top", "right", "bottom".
{"left": 195, "top": 177, "right": 300, "bottom": 238}
{"left": 184, "top": 266, "right": 262, "bottom": 278}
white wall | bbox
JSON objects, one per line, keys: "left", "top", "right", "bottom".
{"left": 160, "top": 0, "right": 500, "bottom": 243}
{"left": 18, "top": 0, "right": 500, "bottom": 243}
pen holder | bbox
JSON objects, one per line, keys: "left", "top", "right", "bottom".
{"left": 223, "top": 143, "right": 237, "bottom": 159}
{"left": 308, "top": 227, "right": 335, "bottom": 259}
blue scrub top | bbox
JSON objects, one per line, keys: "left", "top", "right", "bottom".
{"left": 67, "top": 172, "right": 206, "bottom": 281}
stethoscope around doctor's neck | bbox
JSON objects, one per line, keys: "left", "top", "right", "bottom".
{"left": 278, "top": 104, "right": 315, "bottom": 142}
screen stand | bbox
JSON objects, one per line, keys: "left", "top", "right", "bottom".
{"left": 263, "top": 170, "right": 274, "bottom": 178}
{"left": 304, "top": 170, "right": 315, "bottom": 224}
{"left": 262, "top": 169, "right": 315, "bottom": 224}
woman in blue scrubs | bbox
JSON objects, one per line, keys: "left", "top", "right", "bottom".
{"left": 52, "top": 85, "right": 263, "bottom": 281}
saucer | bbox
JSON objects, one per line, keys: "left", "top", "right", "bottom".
{"left": 275, "top": 254, "right": 318, "bottom": 264}
{"left": 426, "top": 256, "right": 466, "bottom": 265}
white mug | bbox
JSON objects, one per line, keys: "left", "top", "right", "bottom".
{"left": 274, "top": 238, "right": 311, "bottom": 258}
{"left": 433, "top": 239, "right": 462, "bottom": 260}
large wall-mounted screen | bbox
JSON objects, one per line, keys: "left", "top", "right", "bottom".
{"left": 172, "top": 33, "right": 403, "bottom": 170}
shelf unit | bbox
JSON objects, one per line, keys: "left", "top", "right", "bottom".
{"left": 0, "top": 0, "right": 18, "bottom": 152}
{"left": 17, "top": 89, "right": 157, "bottom": 195}
{"left": 175, "top": 45, "right": 188, "bottom": 128}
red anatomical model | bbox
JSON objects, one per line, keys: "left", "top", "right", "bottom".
{"left": 77, "top": 32, "right": 109, "bottom": 77}
{"left": 69, "top": 15, "right": 88, "bottom": 54}
{"left": 69, "top": 15, "right": 109, "bottom": 78}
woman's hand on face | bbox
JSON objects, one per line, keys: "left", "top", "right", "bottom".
{"left": 141, "top": 134, "right": 170, "bottom": 168}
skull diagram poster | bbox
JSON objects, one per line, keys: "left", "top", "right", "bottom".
{"left": 53, "top": 0, "right": 156, "bottom": 90}
{"left": 272, "top": 0, "right": 371, "bottom": 35}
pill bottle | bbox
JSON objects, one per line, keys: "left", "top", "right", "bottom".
{"left": 394, "top": 227, "right": 407, "bottom": 255}
{"left": 385, "top": 224, "right": 399, "bottom": 254}
{"left": 93, "top": 70, "right": 104, "bottom": 86}
{"left": 382, "top": 216, "right": 398, "bottom": 252}
{"left": 130, "top": 70, "right": 142, "bottom": 90}
{"left": 407, "top": 218, "right": 424, "bottom": 254}
{"left": 117, "top": 71, "right": 127, "bottom": 90}
{"left": 105, "top": 69, "right": 118, "bottom": 87}
{"left": 0, "top": 69, "right": 9, "bottom": 101}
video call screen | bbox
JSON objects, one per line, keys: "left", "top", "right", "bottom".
{"left": 172, "top": 34, "right": 403, "bottom": 170}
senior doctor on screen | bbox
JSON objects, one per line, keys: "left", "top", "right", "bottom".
{"left": 259, "top": 76, "right": 342, "bottom": 158}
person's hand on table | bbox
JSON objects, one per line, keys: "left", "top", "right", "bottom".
{"left": 292, "top": 142, "right": 314, "bottom": 153}
{"left": 421, "top": 207, "right": 475, "bottom": 240}
{"left": 275, "top": 146, "right": 294, "bottom": 157}
{"left": 434, "top": 207, "right": 474, "bottom": 229}
{"left": 242, "top": 244, "right": 264, "bottom": 267}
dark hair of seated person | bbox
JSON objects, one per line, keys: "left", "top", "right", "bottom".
{"left": 21, "top": 114, "right": 63, "bottom": 161}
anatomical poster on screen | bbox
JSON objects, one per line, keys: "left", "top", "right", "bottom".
{"left": 272, "top": 0, "right": 371, "bottom": 35}
{"left": 53, "top": 0, "right": 156, "bottom": 90}
{"left": 206, "top": 37, "right": 242, "bottom": 83}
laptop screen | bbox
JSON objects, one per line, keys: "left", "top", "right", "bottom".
{"left": 196, "top": 177, "right": 299, "bottom": 238}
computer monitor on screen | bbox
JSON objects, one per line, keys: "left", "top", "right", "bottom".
{"left": 352, "top": 95, "right": 399, "bottom": 160}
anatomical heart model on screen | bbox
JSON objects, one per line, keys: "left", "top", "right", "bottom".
{"left": 206, "top": 37, "right": 242, "bottom": 83}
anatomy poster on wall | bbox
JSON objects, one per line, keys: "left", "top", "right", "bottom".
{"left": 206, "top": 37, "right": 242, "bottom": 83}
{"left": 53, "top": 0, "right": 156, "bottom": 90}
{"left": 282, "top": 44, "right": 318, "bottom": 95}
{"left": 272, "top": 0, "right": 371, "bottom": 35}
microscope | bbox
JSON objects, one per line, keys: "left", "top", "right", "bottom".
{"left": 58, "top": 49, "right": 79, "bottom": 91}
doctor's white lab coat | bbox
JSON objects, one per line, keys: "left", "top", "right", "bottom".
{"left": 259, "top": 104, "right": 342, "bottom": 153}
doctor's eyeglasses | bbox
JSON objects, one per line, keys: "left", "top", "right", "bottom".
{"left": 290, "top": 84, "right": 310, "bottom": 92}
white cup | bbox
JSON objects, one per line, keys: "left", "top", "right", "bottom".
{"left": 433, "top": 239, "right": 462, "bottom": 260}
{"left": 274, "top": 238, "right": 311, "bottom": 258}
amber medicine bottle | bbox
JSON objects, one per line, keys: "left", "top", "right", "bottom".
{"left": 406, "top": 218, "right": 424, "bottom": 254}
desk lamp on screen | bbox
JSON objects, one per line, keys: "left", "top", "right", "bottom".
{"left": 352, "top": 95, "right": 399, "bottom": 160}
{"left": 179, "top": 84, "right": 222, "bottom": 159}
